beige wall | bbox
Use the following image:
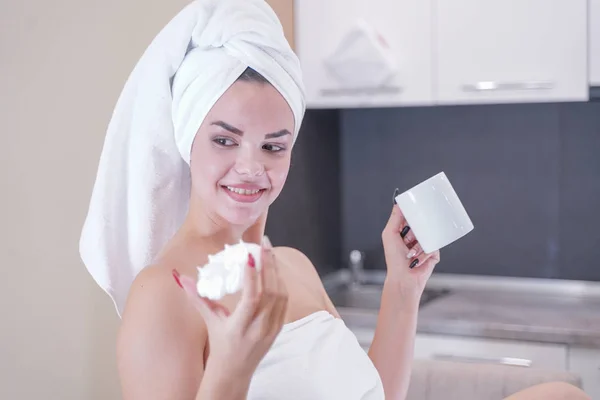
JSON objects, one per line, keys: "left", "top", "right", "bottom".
{"left": 266, "top": 0, "right": 295, "bottom": 49}
{"left": 0, "top": 0, "right": 190, "bottom": 398}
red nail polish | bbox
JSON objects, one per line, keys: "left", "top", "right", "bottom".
{"left": 172, "top": 269, "right": 183, "bottom": 288}
{"left": 248, "top": 253, "right": 256, "bottom": 268}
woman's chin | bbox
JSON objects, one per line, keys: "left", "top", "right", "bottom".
{"left": 218, "top": 206, "right": 264, "bottom": 227}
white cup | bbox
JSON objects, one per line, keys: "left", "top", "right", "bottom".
{"left": 394, "top": 172, "right": 474, "bottom": 254}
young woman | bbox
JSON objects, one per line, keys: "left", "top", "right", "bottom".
{"left": 79, "top": 1, "right": 590, "bottom": 399}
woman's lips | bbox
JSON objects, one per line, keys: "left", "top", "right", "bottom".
{"left": 222, "top": 185, "right": 266, "bottom": 203}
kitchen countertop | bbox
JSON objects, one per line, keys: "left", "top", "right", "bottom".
{"left": 334, "top": 274, "right": 600, "bottom": 348}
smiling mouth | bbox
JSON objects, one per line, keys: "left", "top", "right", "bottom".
{"left": 222, "top": 185, "right": 266, "bottom": 204}
{"left": 224, "top": 186, "right": 265, "bottom": 195}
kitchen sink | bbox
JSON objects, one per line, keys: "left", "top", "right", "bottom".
{"left": 323, "top": 269, "right": 451, "bottom": 311}
{"left": 328, "top": 284, "right": 450, "bottom": 310}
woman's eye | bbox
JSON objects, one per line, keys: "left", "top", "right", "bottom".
{"left": 213, "top": 137, "right": 237, "bottom": 147}
{"left": 263, "top": 143, "right": 285, "bottom": 152}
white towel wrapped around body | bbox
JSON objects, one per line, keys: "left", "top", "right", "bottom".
{"left": 79, "top": 0, "right": 305, "bottom": 316}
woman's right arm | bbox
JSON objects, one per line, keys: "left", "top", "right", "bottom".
{"left": 117, "top": 238, "right": 286, "bottom": 400}
{"left": 116, "top": 268, "right": 252, "bottom": 400}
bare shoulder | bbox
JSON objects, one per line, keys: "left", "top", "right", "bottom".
{"left": 273, "top": 246, "right": 341, "bottom": 318}
{"left": 118, "top": 266, "right": 207, "bottom": 399}
{"left": 119, "top": 265, "right": 206, "bottom": 342}
{"left": 120, "top": 266, "right": 188, "bottom": 324}
{"left": 273, "top": 246, "right": 320, "bottom": 277}
{"left": 273, "top": 246, "right": 310, "bottom": 262}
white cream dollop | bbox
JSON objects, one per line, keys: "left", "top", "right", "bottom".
{"left": 196, "top": 240, "right": 262, "bottom": 300}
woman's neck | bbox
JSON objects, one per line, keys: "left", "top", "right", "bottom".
{"left": 158, "top": 203, "right": 267, "bottom": 274}
{"left": 181, "top": 213, "right": 266, "bottom": 251}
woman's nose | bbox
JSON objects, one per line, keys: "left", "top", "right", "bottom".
{"left": 234, "top": 151, "right": 265, "bottom": 177}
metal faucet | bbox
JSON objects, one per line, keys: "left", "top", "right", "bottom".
{"left": 349, "top": 250, "right": 365, "bottom": 286}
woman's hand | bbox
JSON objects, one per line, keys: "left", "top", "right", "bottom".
{"left": 381, "top": 190, "right": 441, "bottom": 298}
{"left": 176, "top": 237, "right": 288, "bottom": 379}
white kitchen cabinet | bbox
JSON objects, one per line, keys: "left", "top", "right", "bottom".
{"left": 435, "top": 0, "right": 588, "bottom": 105}
{"left": 414, "top": 334, "right": 567, "bottom": 371}
{"left": 294, "top": 0, "right": 433, "bottom": 108}
{"left": 349, "top": 329, "right": 568, "bottom": 371}
{"left": 591, "top": 0, "right": 600, "bottom": 85}
{"left": 349, "top": 327, "right": 600, "bottom": 397}
{"left": 568, "top": 347, "right": 600, "bottom": 399}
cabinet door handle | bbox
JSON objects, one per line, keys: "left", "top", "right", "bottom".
{"left": 462, "top": 81, "right": 554, "bottom": 92}
{"left": 432, "top": 353, "right": 532, "bottom": 367}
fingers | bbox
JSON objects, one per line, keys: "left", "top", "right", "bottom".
{"left": 408, "top": 250, "right": 441, "bottom": 270}
{"left": 198, "top": 296, "right": 231, "bottom": 318}
{"left": 401, "top": 225, "right": 416, "bottom": 244}
{"left": 400, "top": 224, "right": 411, "bottom": 240}
{"left": 177, "top": 271, "right": 200, "bottom": 302}
{"left": 384, "top": 203, "right": 405, "bottom": 236}
{"left": 406, "top": 242, "right": 423, "bottom": 259}
{"left": 384, "top": 189, "right": 438, "bottom": 271}
{"left": 234, "top": 253, "right": 261, "bottom": 329}
{"left": 260, "top": 240, "right": 278, "bottom": 303}
{"left": 259, "top": 238, "right": 288, "bottom": 336}
{"left": 382, "top": 204, "right": 409, "bottom": 253}
{"left": 177, "top": 272, "right": 230, "bottom": 321}
{"left": 392, "top": 187, "right": 425, "bottom": 260}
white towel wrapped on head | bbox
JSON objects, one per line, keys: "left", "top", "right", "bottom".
{"left": 79, "top": 0, "right": 305, "bottom": 316}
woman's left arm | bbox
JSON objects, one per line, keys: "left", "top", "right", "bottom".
{"left": 368, "top": 202, "right": 440, "bottom": 400}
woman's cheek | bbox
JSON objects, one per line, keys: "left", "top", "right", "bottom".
{"left": 271, "top": 167, "right": 289, "bottom": 188}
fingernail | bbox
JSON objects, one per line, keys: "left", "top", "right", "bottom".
{"left": 400, "top": 225, "right": 411, "bottom": 238}
{"left": 409, "top": 259, "right": 419, "bottom": 269}
{"left": 248, "top": 253, "right": 256, "bottom": 268}
{"left": 262, "top": 235, "right": 273, "bottom": 249}
{"left": 172, "top": 269, "right": 183, "bottom": 288}
{"left": 218, "top": 309, "right": 231, "bottom": 318}
{"left": 406, "top": 249, "right": 417, "bottom": 259}
{"left": 393, "top": 188, "right": 400, "bottom": 205}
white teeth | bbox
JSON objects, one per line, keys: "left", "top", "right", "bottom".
{"left": 226, "top": 186, "right": 261, "bottom": 195}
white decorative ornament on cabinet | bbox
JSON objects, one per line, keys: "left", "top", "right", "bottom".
{"left": 320, "top": 19, "right": 401, "bottom": 97}
{"left": 294, "top": 0, "right": 434, "bottom": 108}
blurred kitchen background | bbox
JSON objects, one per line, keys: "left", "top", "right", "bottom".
{"left": 265, "top": 1, "right": 600, "bottom": 398}
{"left": 1, "top": 0, "right": 599, "bottom": 399}
{"left": 268, "top": 1, "right": 600, "bottom": 283}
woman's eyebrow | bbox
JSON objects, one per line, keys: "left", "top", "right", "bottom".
{"left": 211, "top": 121, "right": 243, "bottom": 135}
{"left": 211, "top": 121, "right": 290, "bottom": 139}
{"left": 265, "top": 129, "right": 291, "bottom": 139}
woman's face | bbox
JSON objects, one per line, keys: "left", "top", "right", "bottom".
{"left": 190, "top": 79, "right": 295, "bottom": 226}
